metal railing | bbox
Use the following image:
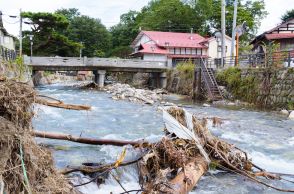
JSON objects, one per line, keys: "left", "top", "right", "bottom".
{"left": 207, "top": 50, "right": 294, "bottom": 69}
{"left": 0, "top": 46, "right": 17, "bottom": 61}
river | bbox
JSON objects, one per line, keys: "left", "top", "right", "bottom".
{"left": 33, "top": 83, "right": 294, "bottom": 194}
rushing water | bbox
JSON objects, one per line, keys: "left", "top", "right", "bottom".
{"left": 33, "top": 83, "right": 294, "bottom": 194}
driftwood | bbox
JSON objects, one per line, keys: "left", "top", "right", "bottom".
{"left": 61, "top": 157, "right": 142, "bottom": 175}
{"left": 163, "top": 156, "right": 207, "bottom": 194}
{"left": 36, "top": 98, "right": 91, "bottom": 111}
{"left": 35, "top": 95, "right": 91, "bottom": 110}
{"left": 33, "top": 131, "right": 141, "bottom": 146}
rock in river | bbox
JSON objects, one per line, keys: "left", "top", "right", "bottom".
{"left": 289, "top": 111, "right": 294, "bottom": 120}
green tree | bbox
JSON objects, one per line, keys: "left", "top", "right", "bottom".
{"left": 109, "top": 0, "right": 267, "bottom": 57}
{"left": 55, "top": 8, "right": 80, "bottom": 22}
{"left": 109, "top": 11, "right": 139, "bottom": 57}
{"left": 281, "top": 9, "right": 294, "bottom": 22}
{"left": 137, "top": 0, "right": 202, "bottom": 33}
{"left": 21, "top": 12, "right": 81, "bottom": 56}
{"left": 190, "top": 0, "right": 267, "bottom": 37}
{"left": 56, "top": 9, "right": 112, "bottom": 57}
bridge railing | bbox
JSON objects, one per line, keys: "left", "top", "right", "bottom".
{"left": 24, "top": 56, "right": 167, "bottom": 69}
{"left": 24, "top": 56, "right": 86, "bottom": 66}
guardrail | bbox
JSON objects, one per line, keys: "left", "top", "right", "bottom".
{"left": 24, "top": 56, "right": 167, "bottom": 69}
{"left": 206, "top": 50, "right": 294, "bottom": 69}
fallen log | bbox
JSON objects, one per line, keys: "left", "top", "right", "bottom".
{"left": 164, "top": 156, "right": 208, "bottom": 194}
{"left": 33, "top": 131, "right": 141, "bottom": 146}
{"left": 35, "top": 98, "right": 91, "bottom": 110}
{"left": 61, "top": 157, "right": 142, "bottom": 175}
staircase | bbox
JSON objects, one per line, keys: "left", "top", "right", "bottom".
{"left": 199, "top": 58, "right": 223, "bottom": 101}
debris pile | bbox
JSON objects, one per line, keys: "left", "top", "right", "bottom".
{"left": 0, "top": 80, "right": 76, "bottom": 193}
{"left": 137, "top": 107, "right": 293, "bottom": 193}
{"left": 105, "top": 83, "right": 167, "bottom": 105}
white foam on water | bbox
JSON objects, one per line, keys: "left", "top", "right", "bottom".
{"left": 97, "top": 181, "right": 140, "bottom": 194}
{"left": 250, "top": 151, "right": 294, "bottom": 174}
{"left": 220, "top": 131, "right": 244, "bottom": 142}
{"left": 288, "top": 136, "right": 294, "bottom": 146}
{"left": 35, "top": 104, "right": 62, "bottom": 118}
{"left": 144, "top": 134, "right": 163, "bottom": 143}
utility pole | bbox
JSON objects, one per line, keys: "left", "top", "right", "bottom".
{"left": 230, "top": 0, "right": 238, "bottom": 59}
{"left": 221, "top": 0, "right": 226, "bottom": 67}
{"left": 168, "top": 20, "right": 172, "bottom": 32}
{"left": 28, "top": 35, "right": 34, "bottom": 63}
{"left": 79, "top": 42, "right": 83, "bottom": 59}
{"left": 19, "top": 9, "right": 23, "bottom": 58}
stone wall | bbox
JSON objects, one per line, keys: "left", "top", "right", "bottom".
{"left": 166, "top": 63, "right": 194, "bottom": 96}
{"left": 110, "top": 72, "right": 150, "bottom": 88}
{"left": 217, "top": 67, "right": 294, "bottom": 109}
{"left": 249, "top": 68, "right": 294, "bottom": 108}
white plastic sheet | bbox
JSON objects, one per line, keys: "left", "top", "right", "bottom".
{"left": 162, "top": 108, "right": 210, "bottom": 163}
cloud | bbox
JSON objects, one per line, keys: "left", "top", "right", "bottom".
{"left": 258, "top": 0, "right": 291, "bottom": 34}
{"left": 0, "top": 0, "right": 290, "bottom": 37}
{"left": 0, "top": 0, "right": 149, "bottom": 36}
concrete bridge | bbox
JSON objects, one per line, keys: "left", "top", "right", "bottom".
{"left": 24, "top": 56, "right": 168, "bottom": 88}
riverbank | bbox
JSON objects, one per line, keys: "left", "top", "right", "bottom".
{"left": 33, "top": 83, "right": 294, "bottom": 194}
{"left": 34, "top": 68, "right": 294, "bottom": 119}
{"left": 0, "top": 80, "right": 77, "bottom": 193}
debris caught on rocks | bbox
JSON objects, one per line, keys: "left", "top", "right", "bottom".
{"left": 105, "top": 83, "right": 166, "bottom": 105}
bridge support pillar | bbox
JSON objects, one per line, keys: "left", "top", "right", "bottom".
{"left": 159, "top": 72, "right": 167, "bottom": 89}
{"left": 32, "top": 70, "right": 37, "bottom": 78}
{"left": 94, "top": 70, "right": 106, "bottom": 87}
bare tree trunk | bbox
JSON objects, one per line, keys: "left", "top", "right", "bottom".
{"left": 33, "top": 131, "right": 141, "bottom": 146}
{"left": 35, "top": 99, "right": 91, "bottom": 110}
{"left": 163, "top": 156, "right": 208, "bottom": 194}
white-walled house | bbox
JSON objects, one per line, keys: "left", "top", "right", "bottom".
{"left": 131, "top": 31, "right": 233, "bottom": 67}
{"left": 0, "top": 12, "right": 16, "bottom": 60}
{"left": 202, "top": 35, "right": 233, "bottom": 59}
{"left": 0, "top": 30, "right": 16, "bottom": 51}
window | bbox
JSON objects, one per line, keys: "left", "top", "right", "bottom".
{"left": 181, "top": 48, "right": 185, "bottom": 54}
{"left": 186, "top": 48, "right": 191, "bottom": 54}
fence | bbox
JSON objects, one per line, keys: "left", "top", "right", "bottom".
{"left": 206, "top": 50, "right": 294, "bottom": 69}
{"left": 0, "top": 46, "right": 17, "bottom": 61}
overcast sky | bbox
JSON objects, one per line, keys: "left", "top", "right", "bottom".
{"left": 0, "top": 0, "right": 291, "bottom": 37}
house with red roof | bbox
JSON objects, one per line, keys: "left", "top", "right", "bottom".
{"left": 250, "top": 18, "right": 294, "bottom": 53}
{"left": 131, "top": 31, "right": 233, "bottom": 67}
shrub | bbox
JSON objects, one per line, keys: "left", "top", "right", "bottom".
{"left": 176, "top": 62, "right": 194, "bottom": 80}
{"left": 216, "top": 67, "right": 258, "bottom": 102}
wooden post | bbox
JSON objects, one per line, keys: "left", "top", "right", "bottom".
{"left": 192, "top": 63, "right": 197, "bottom": 101}
{"left": 288, "top": 51, "right": 291, "bottom": 68}
{"left": 235, "top": 32, "right": 239, "bottom": 67}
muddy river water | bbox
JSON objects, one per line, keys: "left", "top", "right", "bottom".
{"left": 33, "top": 83, "right": 294, "bottom": 194}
